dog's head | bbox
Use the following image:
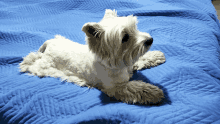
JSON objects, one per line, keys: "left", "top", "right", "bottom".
{"left": 82, "top": 9, "right": 153, "bottom": 69}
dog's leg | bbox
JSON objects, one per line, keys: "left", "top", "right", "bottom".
{"left": 102, "top": 80, "right": 164, "bottom": 104}
{"left": 133, "top": 51, "right": 166, "bottom": 71}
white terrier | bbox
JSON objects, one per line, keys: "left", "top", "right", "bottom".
{"left": 19, "top": 9, "right": 166, "bottom": 104}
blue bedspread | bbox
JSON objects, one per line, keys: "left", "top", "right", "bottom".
{"left": 1, "top": 0, "right": 220, "bottom": 123}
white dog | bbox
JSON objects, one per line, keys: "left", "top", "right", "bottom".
{"left": 19, "top": 9, "right": 166, "bottom": 104}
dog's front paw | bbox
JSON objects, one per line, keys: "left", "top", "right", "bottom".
{"left": 133, "top": 51, "right": 166, "bottom": 71}
{"left": 112, "top": 81, "right": 164, "bottom": 104}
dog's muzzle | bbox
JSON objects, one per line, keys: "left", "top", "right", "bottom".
{"left": 144, "top": 38, "right": 153, "bottom": 46}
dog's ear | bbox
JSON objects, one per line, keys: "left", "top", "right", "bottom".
{"left": 103, "top": 9, "right": 117, "bottom": 18}
{"left": 82, "top": 23, "right": 104, "bottom": 39}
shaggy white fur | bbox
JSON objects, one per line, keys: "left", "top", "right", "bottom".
{"left": 20, "top": 35, "right": 95, "bottom": 86}
{"left": 19, "top": 9, "right": 166, "bottom": 104}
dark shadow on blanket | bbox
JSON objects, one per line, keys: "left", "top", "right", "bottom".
{"left": 0, "top": 117, "right": 8, "bottom": 124}
{"left": 0, "top": 112, "right": 32, "bottom": 124}
{"left": 100, "top": 71, "right": 171, "bottom": 106}
{"left": 78, "top": 119, "right": 122, "bottom": 124}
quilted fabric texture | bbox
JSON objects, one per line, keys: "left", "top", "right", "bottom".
{"left": 1, "top": 0, "right": 220, "bottom": 123}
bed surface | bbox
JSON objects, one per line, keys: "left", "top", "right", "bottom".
{"left": 0, "top": 0, "right": 220, "bottom": 123}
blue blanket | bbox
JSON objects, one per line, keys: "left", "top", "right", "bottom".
{"left": 1, "top": 0, "right": 220, "bottom": 123}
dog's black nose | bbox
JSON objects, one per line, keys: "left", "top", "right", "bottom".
{"left": 144, "top": 38, "right": 153, "bottom": 45}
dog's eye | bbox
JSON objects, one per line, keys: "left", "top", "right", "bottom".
{"left": 122, "top": 34, "right": 129, "bottom": 43}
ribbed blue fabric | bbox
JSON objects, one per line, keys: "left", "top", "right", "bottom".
{"left": 0, "top": 0, "right": 220, "bottom": 123}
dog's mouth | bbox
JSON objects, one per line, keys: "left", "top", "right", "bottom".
{"left": 120, "top": 43, "right": 150, "bottom": 67}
